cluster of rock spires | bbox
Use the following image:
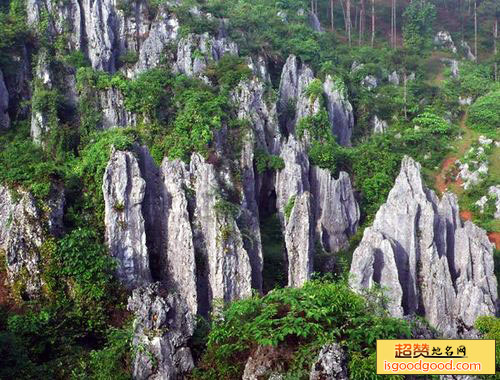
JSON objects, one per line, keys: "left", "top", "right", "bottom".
{"left": 0, "top": 1, "right": 497, "bottom": 379}
{"left": 350, "top": 156, "right": 497, "bottom": 337}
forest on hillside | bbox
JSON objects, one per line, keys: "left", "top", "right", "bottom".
{"left": 0, "top": 0, "right": 498, "bottom": 379}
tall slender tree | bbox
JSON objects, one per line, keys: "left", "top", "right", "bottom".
{"left": 474, "top": 0, "right": 478, "bottom": 58}
{"left": 330, "top": 0, "right": 335, "bottom": 31}
{"left": 371, "top": 0, "right": 375, "bottom": 47}
{"left": 359, "top": 0, "right": 366, "bottom": 45}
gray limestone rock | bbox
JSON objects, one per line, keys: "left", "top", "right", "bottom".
{"left": 102, "top": 148, "right": 152, "bottom": 288}
{"left": 372, "top": 115, "right": 388, "bottom": 134}
{"left": 242, "top": 345, "right": 288, "bottom": 380}
{"left": 0, "top": 185, "right": 64, "bottom": 299}
{"left": 277, "top": 55, "right": 317, "bottom": 135}
{"left": 310, "top": 167, "right": 360, "bottom": 253}
{"left": 309, "top": 343, "right": 348, "bottom": 380}
{"left": 128, "top": 283, "right": 194, "bottom": 380}
{"left": 159, "top": 159, "right": 198, "bottom": 318}
{"left": 362, "top": 75, "right": 378, "bottom": 90}
{"left": 190, "top": 154, "right": 252, "bottom": 305}
{"left": 349, "top": 156, "right": 497, "bottom": 336}
{"left": 0, "top": 69, "right": 10, "bottom": 129}
{"left": 175, "top": 32, "right": 238, "bottom": 77}
{"left": 308, "top": 12, "right": 322, "bottom": 32}
{"left": 388, "top": 70, "right": 400, "bottom": 85}
{"left": 323, "top": 75, "right": 354, "bottom": 146}
{"left": 285, "top": 191, "right": 314, "bottom": 288}
{"left": 100, "top": 87, "right": 137, "bottom": 129}
{"left": 434, "top": 31, "right": 457, "bottom": 53}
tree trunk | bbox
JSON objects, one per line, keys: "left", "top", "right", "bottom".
{"left": 474, "top": 0, "right": 477, "bottom": 58}
{"left": 403, "top": 72, "right": 408, "bottom": 120}
{"left": 347, "top": 0, "right": 352, "bottom": 46}
{"left": 371, "top": 0, "right": 375, "bottom": 47}
{"left": 330, "top": 0, "right": 335, "bottom": 31}
{"left": 495, "top": 15, "right": 498, "bottom": 81}
{"left": 359, "top": 0, "right": 365, "bottom": 45}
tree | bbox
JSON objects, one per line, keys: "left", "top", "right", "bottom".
{"left": 391, "top": 0, "right": 397, "bottom": 49}
{"left": 330, "top": 0, "right": 335, "bottom": 31}
{"left": 359, "top": 0, "right": 366, "bottom": 45}
{"left": 403, "top": 0, "right": 437, "bottom": 54}
{"left": 371, "top": 0, "right": 375, "bottom": 47}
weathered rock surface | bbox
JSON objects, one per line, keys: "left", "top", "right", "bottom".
{"left": 0, "top": 69, "right": 10, "bottom": 129}
{"left": 242, "top": 345, "right": 289, "bottom": 380}
{"left": 308, "top": 12, "right": 322, "bottom": 32}
{"left": 460, "top": 40, "right": 476, "bottom": 61}
{"left": 0, "top": 185, "right": 64, "bottom": 299}
{"left": 434, "top": 31, "right": 457, "bottom": 53}
{"left": 190, "top": 154, "right": 253, "bottom": 305}
{"left": 285, "top": 191, "right": 314, "bottom": 287}
{"left": 128, "top": 283, "right": 194, "bottom": 380}
{"left": 372, "top": 115, "right": 388, "bottom": 134}
{"left": 310, "top": 167, "right": 360, "bottom": 253}
{"left": 362, "top": 75, "right": 378, "bottom": 90}
{"left": 102, "top": 148, "right": 152, "bottom": 288}
{"left": 232, "top": 78, "right": 281, "bottom": 152}
{"left": 442, "top": 58, "right": 460, "bottom": 78}
{"left": 175, "top": 32, "right": 238, "bottom": 77}
{"left": 159, "top": 159, "right": 198, "bottom": 317}
{"left": 350, "top": 156, "right": 497, "bottom": 336}
{"left": 309, "top": 343, "right": 348, "bottom": 380}
{"left": 277, "top": 55, "right": 317, "bottom": 135}
{"left": 388, "top": 70, "right": 400, "bottom": 85}
{"left": 100, "top": 87, "right": 137, "bottom": 128}
{"left": 323, "top": 75, "right": 354, "bottom": 146}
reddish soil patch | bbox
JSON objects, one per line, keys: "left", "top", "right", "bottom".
{"left": 459, "top": 210, "right": 473, "bottom": 221}
{"left": 488, "top": 232, "right": 500, "bottom": 250}
{"left": 435, "top": 156, "right": 458, "bottom": 194}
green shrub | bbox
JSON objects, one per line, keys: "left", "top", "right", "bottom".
{"left": 474, "top": 316, "right": 500, "bottom": 378}
{"left": 304, "top": 78, "right": 323, "bottom": 101}
{"left": 0, "top": 122, "right": 63, "bottom": 199}
{"left": 468, "top": 90, "right": 500, "bottom": 136}
{"left": 194, "top": 279, "right": 411, "bottom": 379}
{"left": 255, "top": 149, "right": 285, "bottom": 173}
{"left": 73, "top": 129, "right": 135, "bottom": 226}
{"left": 284, "top": 195, "right": 296, "bottom": 221}
{"left": 118, "top": 50, "right": 139, "bottom": 66}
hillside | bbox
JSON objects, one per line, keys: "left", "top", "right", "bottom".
{"left": 0, "top": 0, "right": 498, "bottom": 379}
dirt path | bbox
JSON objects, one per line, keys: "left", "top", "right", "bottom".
{"left": 434, "top": 113, "right": 470, "bottom": 195}
{"left": 433, "top": 113, "right": 500, "bottom": 249}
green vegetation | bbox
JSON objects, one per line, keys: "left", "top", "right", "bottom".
{"left": 255, "top": 149, "right": 285, "bottom": 173}
{"left": 284, "top": 195, "right": 296, "bottom": 221}
{"left": 193, "top": 278, "right": 411, "bottom": 380}
{"left": 468, "top": 90, "right": 500, "bottom": 136}
{"left": 475, "top": 316, "right": 500, "bottom": 379}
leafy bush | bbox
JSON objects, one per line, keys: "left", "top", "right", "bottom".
{"left": 468, "top": 90, "right": 500, "bottom": 136}
{"left": 304, "top": 78, "right": 323, "bottom": 101}
{"left": 255, "top": 149, "right": 285, "bottom": 173}
{"left": 0, "top": 122, "right": 63, "bottom": 199}
{"left": 475, "top": 316, "right": 500, "bottom": 378}
{"left": 194, "top": 279, "right": 411, "bottom": 379}
{"left": 284, "top": 195, "right": 296, "bottom": 221}
{"left": 73, "top": 129, "right": 135, "bottom": 226}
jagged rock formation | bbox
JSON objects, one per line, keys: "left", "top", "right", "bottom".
{"left": 128, "top": 283, "right": 194, "bottom": 380}
{"left": 434, "top": 31, "right": 457, "bottom": 53}
{"left": 100, "top": 87, "right": 137, "bottom": 129}
{"left": 242, "top": 345, "right": 290, "bottom": 380}
{"left": 285, "top": 192, "right": 314, "bottom": 287}
{"left": 308, "top": 12, "right": 322, "bottom": 32}
{"left": 102, "top": 148, "right": 152, "bottom": 288}
{"left": 0, "top": 69, "right": 9, "bottom": 129}
{"left": 0, "top": 185, "right": 64, "bottom": 299}
{"left": 388, "top": 71, "right": 400, "bottom": 85}
{"left": 322, "top": 75, "right": 354, "bottom": 146}
{"left": 310, "top": 168, "right": 360, "bottom": 253}
{"left": 277, "top": 56, "right": 353, "bottom": 146}
{"left": 159, "top": 159, "right": 198, "bottom": 317}
{"left": 372, "top": 115, "right": 388, "bottom": 134}
{"left": 278, "top": 55, "right": 317, "bottom": 135}
{"left": 309, "top": 344, "right": 348, "bottom": 380}
{"left": 350, "top": 156, "right": 497, "bottom": 336}
{"left": 175, "top": 32, "right": 238, "bottom": 77}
